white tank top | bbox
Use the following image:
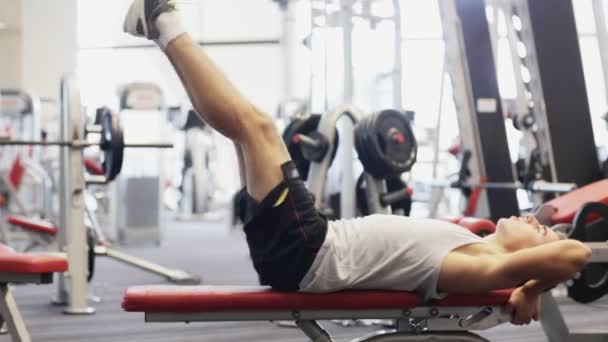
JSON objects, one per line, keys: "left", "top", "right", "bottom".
{"left": 299, "top": 215, "right": 486, "bottom": 301}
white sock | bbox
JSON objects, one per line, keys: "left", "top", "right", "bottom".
{"left": 155, "top": 11, "right": 186, "bottom": 49}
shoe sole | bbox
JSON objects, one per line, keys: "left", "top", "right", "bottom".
{"left": 123, "top": 0, "right": 168, "bottom": 39}
{"left": 123, "top": 0, "right": 146, "bottom": 36}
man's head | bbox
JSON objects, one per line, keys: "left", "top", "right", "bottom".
{"left": 491, "top": 215, "right": 565, "bottom": 252}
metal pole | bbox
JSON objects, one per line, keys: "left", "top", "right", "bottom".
{"left": 307, "top": 105, "right": 365, "bottom": 206}
{"left": 593, "top": 0, "right": 608, "bottom": 107}
{"left": 501, "top": 2, "right": 531, "bottom": 117}
{"left": 431, "top": 60, "right": 447, "bottom": 179}
{"left": 280, "top": 0, "right": 298, "bottom": 119}
{"left": 392, "top": 0, "right": 404, "bottom": 110}
{"left": 508, "top": 0, "right": 559, "bottom": 183}
{"left": 0, "top": 285, "right": 31, "bottom": 342}
{"left": 55, "top": 77, "right": 70, "bottom": 307}
{"left": 339, "top": 0, "right": 356, "bottom": 219}
{"left": 539, "top": 293, "right": 570, "bottom": 342}
{"left": 57, "top": 74, "right": 95, "bottom": 315}
{"left": 438, "top": 0, "right": 490, "bottom": 218}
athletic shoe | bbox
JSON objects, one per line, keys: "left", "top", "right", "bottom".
{"left": 123, "top": 0, "right": 177, "bottom": 40}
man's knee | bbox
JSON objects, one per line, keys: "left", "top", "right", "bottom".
{"left": 243, "top": 112, "right": 281, "bottom": 145}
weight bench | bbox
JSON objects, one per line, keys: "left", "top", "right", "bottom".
{"left": 5, "top": 214, "right": 200, "bottom": 285}
{"left": 123, "top": 286, "right": 512, "bottom": 341}
{"left": 0, "top": 244, "right": 67, "bottom": 342}
{"left": 534, "top": 179, "right": 608, "bottom": 342}
{"left": 122, "top": 179, "right": 608, "bottom": 341}
{"left": 123, "top": 219, "right": 512, "bottom": 342}
{"left": 5, "top": 215, "right": 57, "bottom": 252}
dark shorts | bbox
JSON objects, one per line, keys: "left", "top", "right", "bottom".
{"left": 238, "top": 161, "right": 328, "bottom": 291}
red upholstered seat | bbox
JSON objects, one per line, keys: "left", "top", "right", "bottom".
{"left": 441, "top": 217, "right": 497, "bottom": 235}
{"left": 0, "top": 195, "right": 5, "bottom": 207}
{"left": 8, "top": 156, "right": 25, "bottom": 190}
{"left": 457, "top": 217, "right": 496, "bottom": 235}
{"left": 122, "top": 285, "right": 512, "bottom": 313}
{"left": 6, "top": 215, "right": 58, "bottom": 236}
{"left": 0, "top": 244, "right": 67, "bottom": 273}
{"left": 84, "top": 158, "right": 104, "bottom": 176}
{"left": 546, "top": 179, "right": 608, "bottom": 224}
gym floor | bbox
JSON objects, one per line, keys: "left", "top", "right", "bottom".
{"left": 4, "top": 213, "right": 608, "bottom": 342}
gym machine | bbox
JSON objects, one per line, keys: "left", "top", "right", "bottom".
{"left": 0, "top": 75, "right": 200, "bottom": 314}
{"left": 592, "top": 0, "right": 608, "bottom": 178}
{"left": 284, "top": 105, "right": 416, "bottom": 218}
{"left": 281, "top": 107, "right": 359, "bottom": 219}
{"left": 179, "top": 110, "right": 218, "bottom": 217}
{"left": 0, "top": 90, "right": 47, "bottom": 218}
{"left": 437, "top": 0, "right": 599, "bottom": 220}
{"left": 114, "top": 83, "right": 168, "bottom": 245}
{"left": 529, "top": 181, "right": 608, "bottom": 341}
{"left": 438, "top": 0, "right": 520, "bottom": 221}
{"left": 500, "top": 0, "right": 599, "bottom": 188}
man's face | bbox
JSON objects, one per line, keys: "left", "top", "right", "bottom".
{"left": 495, "top": 215, "right": 561, "bottom": 251}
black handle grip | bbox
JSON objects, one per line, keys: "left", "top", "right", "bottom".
{"left": 293, "top": 132, "right": 329, "bottom": 163}
{"left": 293, "top": 134, "right": 322, "bottom": 149}
{"left": 380, "top": 188, "right": 411, "bottom": 207}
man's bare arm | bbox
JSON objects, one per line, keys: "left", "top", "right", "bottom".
{"left": 519, "top": 277, "right": 566, "bottom": 297}
{"left": 439, "top": 240, "right": 591, "bottom": 294}
{"left": 489, "top": 239, "right": 591, "bottom": 290}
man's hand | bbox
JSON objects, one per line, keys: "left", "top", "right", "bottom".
{"left": 507, "top": 287, "right": 541, "bottom": 325}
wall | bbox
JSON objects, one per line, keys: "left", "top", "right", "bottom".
{"left": 21, "top": 0, "right": 78, "bottom": 99}
{"left": 0, "top": 0, "right": 22, "bottom": 89}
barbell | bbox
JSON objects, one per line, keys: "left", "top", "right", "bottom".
{"left": 429, "top": 179, "right": 577, "bottom": 193}
{"left": 0, "top": 107, "right": 173, "bottom": 182}
{"left": 432, "top": 150, "right": 577, "bottom": 194}
{"left": 0, "top": 140, "right": 173, "bottom": 148}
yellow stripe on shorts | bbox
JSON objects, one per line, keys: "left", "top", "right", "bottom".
{"left": 273, "top": 188, "right": 289, "bottom": 207}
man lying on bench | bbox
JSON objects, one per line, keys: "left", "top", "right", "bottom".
{"left": 122, "top": 0, "right": 590, "bottom": 327}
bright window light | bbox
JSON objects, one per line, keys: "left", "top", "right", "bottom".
{"left": 521, "top": 66, "right": 531, "bottom": 83}
{"left": 371, "top": 0, "right": 394, "bottom": 17}
{"left": 485, "top": 5, "right": 494, "bottom": 24}
{"left": 517, "top": 41, "right": 527, "bottom": 58}
{"left": 311, "top": 0, "right": 325, "bottom": 11}
{"left": 512, "top": 15, "right": 522, "bottom": 32}
{"left": 352, "top": 2, "right": 362, "bottom": 15}
{"left": 313, "top": 15, "right": 327, "bottom": 27}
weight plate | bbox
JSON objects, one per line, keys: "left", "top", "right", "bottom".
{"left": 355, "top": 109, "right": 417, "bottom": 179}
{"left": 98, "top": 107, "right": 125, "bottom": 182}
{"left": 567, "top": 202, "right": 608, "bottom": 303}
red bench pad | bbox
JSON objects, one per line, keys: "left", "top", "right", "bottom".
{"left": 0, "top": 244, "right": 67, "bottom": 273}
{"left": 546, "top": 179, "right": 608, "bottom": 224}
{"left": 122, "top": 285, "right": 512, "bottom": 313}
{"left": 6, "top": 215, "right": 58, "bottom": 236}
{"left": 456, "top": 218, "right": 496, "bottom": 235}
{"left": 84, "top": 158, "right": 104, "bottom": 176}
{"left": 442, "top": 217, "right": 497, "bottom": 235}
{"left": 0, "top": 195, "right": 6, "bottom": 207}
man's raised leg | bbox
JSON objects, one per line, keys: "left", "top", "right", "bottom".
{"left": 123, "top": 1, "right": 290, "bottom": 201}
